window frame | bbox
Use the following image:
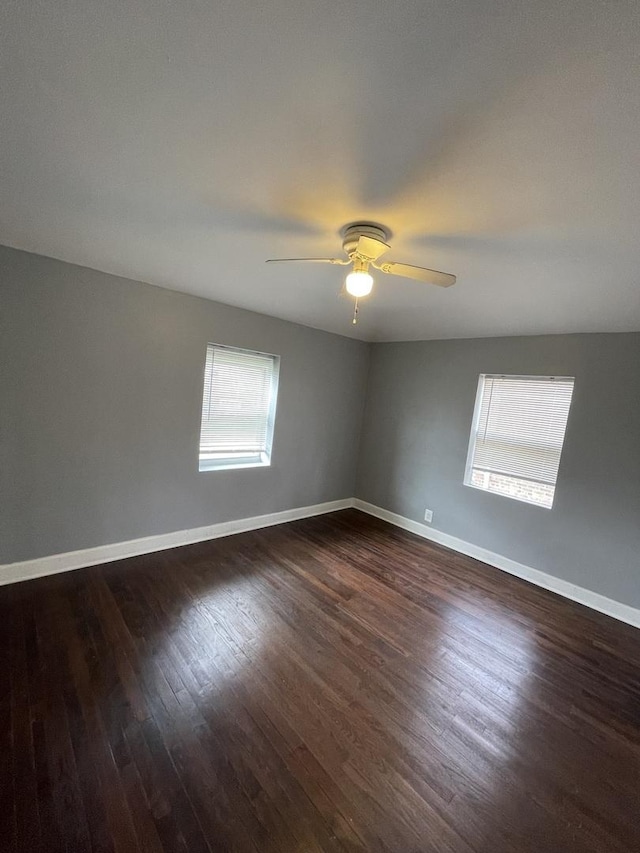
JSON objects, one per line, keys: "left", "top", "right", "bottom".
{"left": 463, "top": 373, "right": 574, "bottom": 509}
{"left": 198, "top": 343, "right": 280, "bottom": 473}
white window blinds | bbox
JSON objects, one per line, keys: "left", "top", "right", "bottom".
{"left": 465, "top": 375, "right": 574, "bottom": 508}
{"left": 199, "top": 344, "right": 279, "bottom": 470}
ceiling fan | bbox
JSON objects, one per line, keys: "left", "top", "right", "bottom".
{"left": 266, "top": 222, "right": 456, "bottom": 324}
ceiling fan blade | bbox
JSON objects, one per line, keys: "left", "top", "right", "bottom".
{"left": 355, "top": 235, "right": 391, "bottom": 261}
{"left": 374, "top": 261, "right": 456, "bottom": 287}
{"left": 265, "top": 257, "right": 348, "bottom": 265}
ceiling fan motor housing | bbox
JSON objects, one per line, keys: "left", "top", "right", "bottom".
{"left": 341, "top": 222, "right": 391, "bottom": 257}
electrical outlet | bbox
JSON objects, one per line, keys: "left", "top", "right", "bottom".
{"left": 424, "top": 509, "right": 433, "bottom": 523}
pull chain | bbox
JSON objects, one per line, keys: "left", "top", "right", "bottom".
{"left": 352, "top": 298, "right": 359, "bottom": 325}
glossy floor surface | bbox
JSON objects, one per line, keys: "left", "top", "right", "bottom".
{"left": 1, "top": 510, "right": 639, "bottom": 852}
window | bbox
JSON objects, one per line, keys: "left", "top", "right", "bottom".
{"left": 464, "top": 374, "right": 574, "bottom": 508}
{"left": 199, "top": 344, "right": 280, "bottom": 472}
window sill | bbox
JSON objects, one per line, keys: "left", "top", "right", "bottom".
{"left": 199, "top": 455, "right": 271, "bottom": 473}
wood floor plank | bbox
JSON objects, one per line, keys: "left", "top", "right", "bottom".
{"left": 0, "top": 588, "right": 17, "bottom": 853}
{"left": 2, "top": 509, "right": 639, "bottom": 852}
{"left": 9, "top": 594, "right": 42, "bottom": 853}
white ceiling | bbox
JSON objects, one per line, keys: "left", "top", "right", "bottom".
{"left": 1, "top": 1, "right": 639, "bottom": 341}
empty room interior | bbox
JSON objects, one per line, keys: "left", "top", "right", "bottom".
{"left": 2, "top": 2, "right": 640, "bottom": 852}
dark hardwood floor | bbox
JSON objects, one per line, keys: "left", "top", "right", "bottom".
{"left": 1, "top": 509, "right": 639, "bottom": 852}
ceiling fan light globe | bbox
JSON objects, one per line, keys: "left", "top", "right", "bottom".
{"left": 345, "top": 270, "right": 374, "bottom": 297}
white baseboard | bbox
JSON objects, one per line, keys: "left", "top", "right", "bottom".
{"left": 0, "top": 498, "right": 354, "bottom": 587}
{"left": 353, "top": 499, "right": 640, "bottom": 630}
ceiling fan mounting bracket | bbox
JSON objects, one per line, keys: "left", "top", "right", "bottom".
{"left": 341, "top": 222, "right": 391, "bottom": 257}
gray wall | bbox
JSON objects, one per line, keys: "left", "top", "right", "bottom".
{"left": 1, "top": 246, "right": 370, "bottom": 563}
{"left": 356, "top": 334, "right": 640, "bottom": 608}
